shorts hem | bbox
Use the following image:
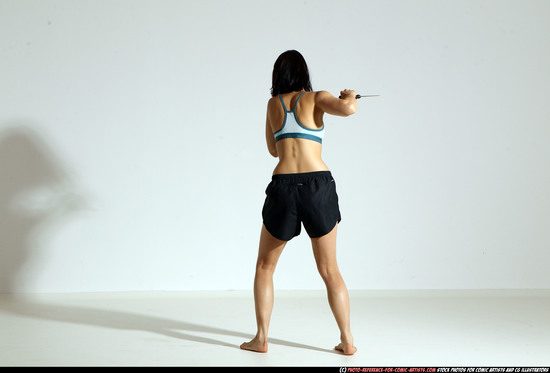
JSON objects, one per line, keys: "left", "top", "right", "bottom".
{"left": 306, "top": 219, "right": 341, "bottom": 239}
{"left": 262, "top": 222, "right": 295, "bottom": 242}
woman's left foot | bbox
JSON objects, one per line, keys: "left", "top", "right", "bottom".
{"left": 335, "top": 342, "right": 357, "bottom": 355}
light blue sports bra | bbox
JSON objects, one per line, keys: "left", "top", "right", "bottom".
{"left": 273, "top": 91, "right": 325, "bottom": 144}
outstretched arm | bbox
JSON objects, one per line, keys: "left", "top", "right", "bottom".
{"left": 316, "top": 89, "right": 357, "bottom": 117}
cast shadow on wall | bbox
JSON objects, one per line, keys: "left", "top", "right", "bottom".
{"left": 0, "top": 125, "right": 83, "bottom": 293}
{"left": 0, "top": 126, "right": 331, "bottom": 353}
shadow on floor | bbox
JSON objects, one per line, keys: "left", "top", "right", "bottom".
{"left": 0, "top": 295, "right": 334, "bottom": 354}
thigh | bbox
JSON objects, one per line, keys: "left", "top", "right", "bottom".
{"left": 310, "top": 224, "right": 339, "bottom": 272}
{"left": 256, "top": 224, "right": 287, "bottom": 269}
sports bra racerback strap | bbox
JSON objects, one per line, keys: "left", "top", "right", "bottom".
{"left": 273, "top": 92, "right": 325, "bottom": 144}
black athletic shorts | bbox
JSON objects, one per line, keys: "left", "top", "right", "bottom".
{"left": 262, "top": 171, "right": 341, "bottom": 241}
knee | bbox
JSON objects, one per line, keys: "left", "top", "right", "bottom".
{"left": 317, "top": 264, "right": 342, "bottom": 284}
{"left": 256, "top": 260, "right": 277, "bottom": 275}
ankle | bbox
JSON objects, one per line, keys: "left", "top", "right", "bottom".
{"left": 340, "top": 331, "right": 353, "bottom": 343}
{"left": 255, "top": 333, "right": 268, "bottom": 344}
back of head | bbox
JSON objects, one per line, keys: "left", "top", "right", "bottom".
{"left": 271, "top": 50, "right": 313, "bottom": 97}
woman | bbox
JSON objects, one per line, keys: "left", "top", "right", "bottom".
{"left": 240, "top": 50, "right": 358, "bottom": 355}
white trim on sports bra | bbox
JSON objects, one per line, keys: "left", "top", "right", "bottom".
{"left": 273, "top": 92, "right": 325, "bottom": 144}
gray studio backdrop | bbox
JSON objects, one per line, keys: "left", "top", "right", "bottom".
{"left": 1, "top": 0, "right": 549, "bottom": 293}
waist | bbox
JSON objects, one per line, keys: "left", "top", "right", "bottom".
{"left": 272, "top": 170, "right": 332, "bottom": 182}
{"left": 273, "top": 138, "right": 328, "bottom": 175}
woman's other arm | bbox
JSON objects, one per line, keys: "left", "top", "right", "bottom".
{"left": 265, "top": 110, "right": 278, "bottom": 157}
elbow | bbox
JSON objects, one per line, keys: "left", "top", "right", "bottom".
{"left": 268, "top": 147, "right": 278, "bottom": 158}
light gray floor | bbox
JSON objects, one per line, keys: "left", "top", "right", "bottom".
{"left": 0, "top": 290, "right": 549, "bottom": 366}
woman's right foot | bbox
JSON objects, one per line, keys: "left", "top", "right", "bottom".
{"left": 240, "top": 337, "right": 268, "bottom": 353}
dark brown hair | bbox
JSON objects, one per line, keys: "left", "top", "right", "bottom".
{"left": 270, "top": 50, "right": 312, "bottom": 97}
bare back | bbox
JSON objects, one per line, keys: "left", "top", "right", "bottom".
{"left": 265, "top": 90, "right": 357, "bottom": 175}
{"left": 267, "top": 91, "right": 327, "bottom": 174}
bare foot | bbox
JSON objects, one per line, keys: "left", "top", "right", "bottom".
{"left": 335, "top": 342, "right": 357, "bottom": 355}
{"left": 240, "top": 337, "right": 268, "bottom": 353}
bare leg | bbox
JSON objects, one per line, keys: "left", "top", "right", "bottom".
{"left": 240, "top": 225, "right": 287, "bottom": 353}
{"left": 311, "top": 224, "right": 357, "bottom": 355}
